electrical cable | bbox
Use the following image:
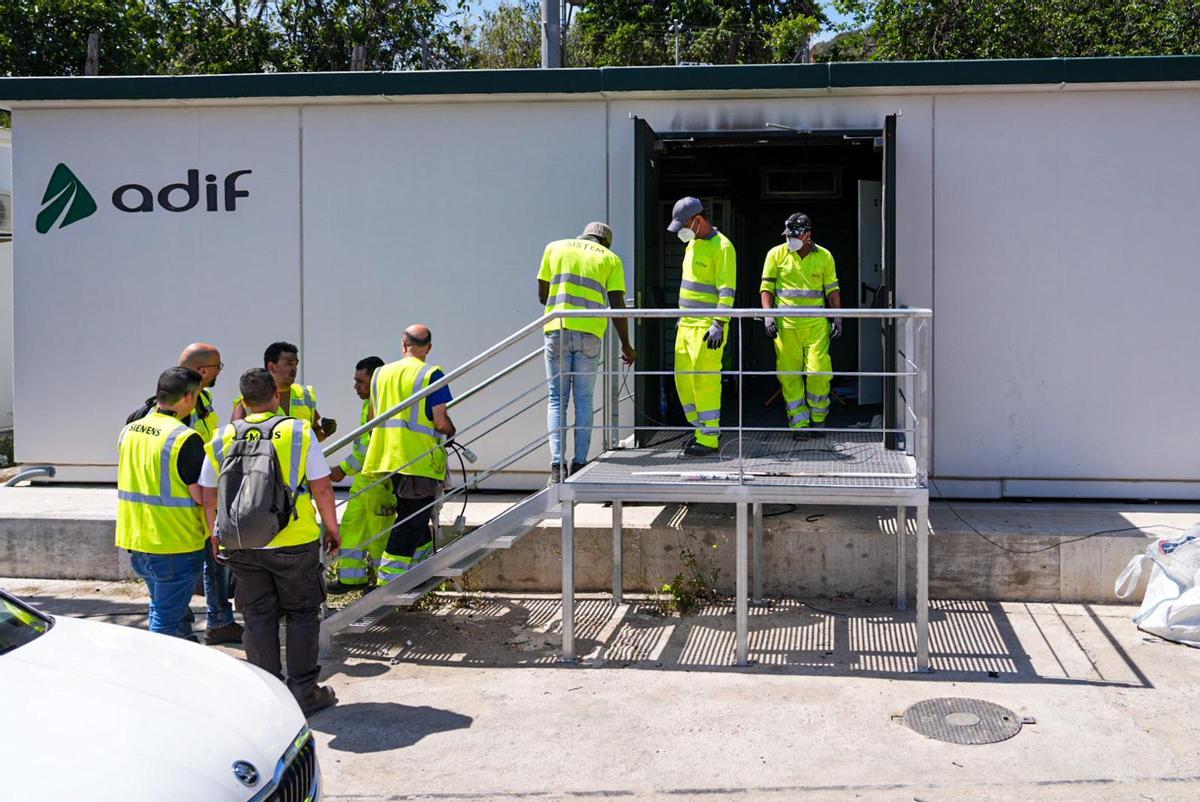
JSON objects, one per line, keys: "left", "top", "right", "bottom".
{"left": 446, "top": 441, "right": 471, "bottom": 528}
{"left": 929, "top": 478, "right": 1185, "bottom": 555}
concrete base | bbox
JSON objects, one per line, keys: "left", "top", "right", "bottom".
{"left": 1, "top": 487, "right": 1196, "bottom": 603}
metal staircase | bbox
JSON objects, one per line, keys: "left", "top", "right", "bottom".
{"left": 317, "top": 313, "right": 577, "bottom": 656}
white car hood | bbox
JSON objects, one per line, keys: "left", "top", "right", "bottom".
{"left": 0, "top": 615, "right": 307, "bottom": 802}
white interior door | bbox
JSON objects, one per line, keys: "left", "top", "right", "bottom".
{"left": 857, "top": 179, "right": 883, "bottom": 404}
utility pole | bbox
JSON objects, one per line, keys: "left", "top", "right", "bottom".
{"left": 541, "top": 0, "right": 562, "bottom": 68}
{"left": 85, "top": 33, "right": 99, "bottom": 76}
{"left": 670, "top": 20, "right": 682, "bottom": 66}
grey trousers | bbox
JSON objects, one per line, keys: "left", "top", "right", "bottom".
{"left": 226, "top": 541, "right": 325, "bottom": 701}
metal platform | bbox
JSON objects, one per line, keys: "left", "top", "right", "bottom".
{"left": 558, "top": 431, "right": 930, "bottom": 671}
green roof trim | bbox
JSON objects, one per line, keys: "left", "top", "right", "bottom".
{"left": 2, "top": 56, "right": 1199, "bottom": 104}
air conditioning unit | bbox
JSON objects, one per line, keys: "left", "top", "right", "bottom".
{"left": 0, "top": 192, "right": 11, "bottom": 237}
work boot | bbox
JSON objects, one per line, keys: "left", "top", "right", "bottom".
{"left": 570, "top": 461, "right": 587, "bottom": 477}
{"left": 325, "top": 579, "right": 361, "bottom": 595}
{"left": 297, "top": 685, "right": 337, "bottom": 717}
{"left": 808, "top": 420, "right": 827, "bottom": 439}
{"left": 682, "top": 442, "right": 719, "bottom": 457}
{"left": 679, "top": 434, "right": 697, "bottom": 452}
{"left": 548, "top": 464, "right": 564, "bottom": 485}
{"left": 204, "top": 621, "right": 243, "bottom": 646}
{"left": 792, "top": 429, "right": 811, "bottom": 442}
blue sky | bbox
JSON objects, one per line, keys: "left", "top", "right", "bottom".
{"left": 465, "top": 2, "right": 853, "bottom": 43}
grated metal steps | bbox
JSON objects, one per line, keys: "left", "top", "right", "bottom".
{"left": 320, "top": 486, "right": 557, "bottom": 655}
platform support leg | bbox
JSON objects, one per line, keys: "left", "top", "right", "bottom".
{"left": 895, "top": 505, "right": 908, "bottom": 611}
{"left": 561, "top": 499, "right": 576, "bottom": 663}
{"left": 612, "top": 500, "right": 624, "bottom": 605}
{"left": 736, "top": 502, "right": 749, "bottom": 666}
{"left": 915, "top": 502, "right": 930, "bottom": 672}
{"left": 752, "top": 502, "right": 764, "bottom": 602}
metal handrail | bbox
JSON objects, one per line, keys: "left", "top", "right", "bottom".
{"left": 322, "top": 306, "right": 933, "bottom": 460}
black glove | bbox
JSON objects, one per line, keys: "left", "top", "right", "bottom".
{"left": 764, "top": 317, "right": 778, "bottom": 339}
{"left": 831, "top": 318, "right": 843, "bottom": 339}
{"left": 705, "top": 322, "right": 725, "bottom": 350}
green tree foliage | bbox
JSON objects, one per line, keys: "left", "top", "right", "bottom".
{"left": 461, "top": 0, "right": 541, "bottom": 69}
{"left": 573, "top": 1, "right": 826, "bottom": 66}
{"left": 0, "top": 0, "right": 468, "bottom": 76}
{"left": 0, "top": 0, "right": 165, "bottom": 76}
{"left": 834, "top": 0, "right": 1200, "bottom": 60}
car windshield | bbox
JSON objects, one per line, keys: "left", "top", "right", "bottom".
{"left": 0, "top": 594, "right": 50, "bottom": 654}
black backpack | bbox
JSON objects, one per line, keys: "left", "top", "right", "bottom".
{"left": 215, "top": 418, "right": 300, "bottom": 550}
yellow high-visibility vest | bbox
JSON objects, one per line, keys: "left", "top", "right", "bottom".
{"left": 205, "top": 413, "right": 320, "bottom": 549}
{"left": 362, "top": 356, "right": 446, "bottom": 482}
{"left": 186, "top": 388, "right": 219, "bottom": 443}
{"left": 233, "top": 384, "right": 318, "bottom": 426}
{"left": 116, "top": 411, "right": 206, "bottom": 554}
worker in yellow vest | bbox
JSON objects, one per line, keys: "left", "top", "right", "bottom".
{"left": 666, "top": 197, "right": 737, "bottom": 457}
{"left": 361, "top": 324, "right": 456, "bottom": 586}
{"left": 175, "top": 342, "right": 241, "bottom": 645}
{"left": 116, "top": 367, "right": 208, "bottom": 640}
{"left": 537, "top": 222, "right": 636, "bottom": 484}
{"left": 326, "top": 356, "right": 397, "bottom": 594}
{"left": 761, "top": 213, "right": 843, "bottom": 439}
{"left": 200, "top": 368, "right": 342, "bottom": 717}
{"left": 231, "top": 341, "right": 335, "bottom": 441}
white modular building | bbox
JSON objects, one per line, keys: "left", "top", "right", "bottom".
{"left": 1, "top": 56, "right": 1198, "bottom": 498}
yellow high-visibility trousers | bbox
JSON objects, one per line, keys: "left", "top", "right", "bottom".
{"left": 332, "top": 478, "right": 394, "bottom": 586}
{"left": 674, "top": 324, "right": 726, "bottom": 448}
{"left": 775, "top": 321, "right": 832, "bottom": 429}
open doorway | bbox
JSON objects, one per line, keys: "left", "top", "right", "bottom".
{"left": 632, "top": 118, "right": 898, "bottom": 447}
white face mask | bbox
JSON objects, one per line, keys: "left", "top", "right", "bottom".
{"left": 677, "top": 227, "right": 696, "bottom": 243}
{"left": 787, "top": 236, "right": 805, "bottom": 252}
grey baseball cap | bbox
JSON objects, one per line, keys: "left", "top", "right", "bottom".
{"left": 667, "top": 196, "right": 704, "bottom": 233}
{"left": 580, "top": 221, "right": 613, "bottom": 248}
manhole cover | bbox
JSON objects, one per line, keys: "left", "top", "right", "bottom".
{"left": 901, "top": 698, "right": 1023, "bottom": 744}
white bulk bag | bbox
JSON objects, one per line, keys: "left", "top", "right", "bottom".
{"left": 1114, "top": 525, "right": 1200, "bottom": 648}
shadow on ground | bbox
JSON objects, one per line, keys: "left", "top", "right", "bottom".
{"left": 331, "top": 594, "right": 1152, "bottom": 689}
{"left": 310, "top": 702, "right": 472, "bottom": 753}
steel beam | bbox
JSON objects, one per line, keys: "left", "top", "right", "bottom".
{"left": 736, "top": 502, "right": 749, "bottom": 666}
{"left": 561, "top": 498, "right": 576, "bottom": 662}
{"left": 612, "top": 500, "right": 624, "bottom": 605}
{"left": 752, "top": 501, "right": 764, "bottom": 602}
{"left": 895, "top": 505, "right": 908, "bottom": 611}
{"left": 916, "top": 502, "right": 930, "bottom": 672}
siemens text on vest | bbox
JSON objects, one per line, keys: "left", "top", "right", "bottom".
{"left": 127, "top": 422, "right": 163, "bottom": 436}
{"left": 112, "top": 169, "right": 251, "bottom": 213}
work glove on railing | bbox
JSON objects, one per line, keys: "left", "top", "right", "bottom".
{"left": 763, "top": 317, "right": 778, "bottom": 339}
{"left": 831, "top": 317, "right": 843, "bottom": 339}
{"left": 705, "top": 321, "right": 725, "bottom": 350}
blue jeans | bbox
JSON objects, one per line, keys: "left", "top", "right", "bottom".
{"left": 545, "top": 329, "right": 601, "bottom": 466}
{"left": 184, "top": 547, "right": 234, "bottom": 630}
{"left": 130, "top": 549, "right": 206, "bottom": 639}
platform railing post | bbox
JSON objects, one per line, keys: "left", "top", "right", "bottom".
{"left": 752, "top": 501, "right": 764, "bottom": 602}
{"left": 895, "top": 505, "right": 908, "bottom": 611}
{"left": 561, "top": 499, "right": 576, "bottom": 663}
{"left": 611, "top": 500, "right": 624, "bottom": 605}
{"left": 916, "top": 501, "right": 930, "bottom": 672}
{"left": 736, "top": 502, "right": 749, "bottom": 666}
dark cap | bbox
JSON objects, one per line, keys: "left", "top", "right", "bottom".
{"left": 782, "top": 213, "right": 812, "bottom": 236}
{"left": 667, "top": 196, "right": 704, "bottom": 233}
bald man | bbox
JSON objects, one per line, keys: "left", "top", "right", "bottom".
{"left": 361, "top": 325, "right": 456, "bottom": 586}
{"left": 178, "top": 343, "right": 222, "bottom": 442}
{"left": 177, "top": 342, "right": 241, "bottom": 646}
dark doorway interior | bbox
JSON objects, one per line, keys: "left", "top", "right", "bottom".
{"left": 636, "top": 131, "right": 886, "bottom": 442}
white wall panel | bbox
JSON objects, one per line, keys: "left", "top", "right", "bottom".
{"left": 300, "top": 103, "right": 608, "bottom": 480}
{"left": 13, "top": 107, "right": 300, "bottom": 469}
{"left": 933, "top": 90, "right": 1200, "bottom": 482}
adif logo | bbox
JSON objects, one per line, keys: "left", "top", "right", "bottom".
{"left": 35, "top": 163, "right": 252, "bottom": 235}
{"left": 36, "top": 163, "right": 97, "bottom": 234}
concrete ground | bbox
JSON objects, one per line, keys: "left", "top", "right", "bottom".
{"left": 4, "top": 578, "right": 1198, "bottom": 801}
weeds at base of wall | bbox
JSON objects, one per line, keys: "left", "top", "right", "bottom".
{"left": 656, "top": 537, "right": 722, "bottom": 617}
